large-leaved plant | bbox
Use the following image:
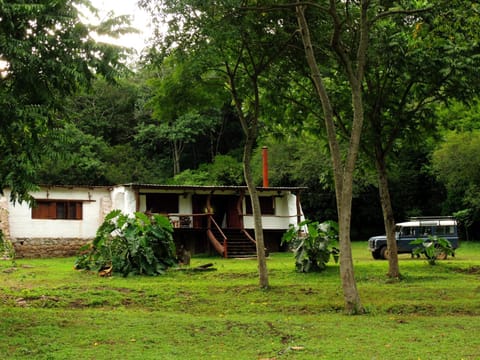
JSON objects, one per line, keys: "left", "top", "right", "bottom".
{"left": 282, "top": 220, "right": 339, "bottom": 273}
{"left": 75, "top": 210, "right": 177, "bottom": 276}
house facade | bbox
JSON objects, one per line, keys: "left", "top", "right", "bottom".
{"left": 0, "top": 184, "right": 306, "bottom": 258}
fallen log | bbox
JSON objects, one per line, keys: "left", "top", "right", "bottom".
{"left": 175, "top": 263, "right": 216, "bottom": 272}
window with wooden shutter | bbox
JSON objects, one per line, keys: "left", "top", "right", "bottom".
{"left": 31, "top": 200, "right": 84, "bottom": 220}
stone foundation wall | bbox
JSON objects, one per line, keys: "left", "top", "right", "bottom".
{"left": 12, "top": 237, "right": 92, "bottom": 258}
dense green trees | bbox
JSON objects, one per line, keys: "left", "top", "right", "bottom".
{"left": 0, "top": 0, "right": 129, "bottom": 201}
{"left": 3, "top": 0, "right": 480, "bottom": 313}
{"left": 359, "top": 0, "right": 480, "bottom": 278}
{"left": 145, "top": 53, "right": 230, "bottom": 175}
{"left": 432, "top": 131, "right": 480, "bottom": 237}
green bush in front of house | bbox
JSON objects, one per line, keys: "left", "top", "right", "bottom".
{"left": 282, "top": 219, "right": 339, "bottom": 273}
{"left": 75, "top": 210, "right": 177, "bottom": 276}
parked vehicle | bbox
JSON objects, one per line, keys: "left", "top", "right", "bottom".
{"left": 368, "top": 217, "right": 459, "bottom": 260}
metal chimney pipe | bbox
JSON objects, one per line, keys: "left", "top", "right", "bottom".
{"left": 262, "top": 146, "right": 269, "bottom": 188}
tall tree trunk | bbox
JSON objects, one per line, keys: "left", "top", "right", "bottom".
{"left": 338, "top": 83, "right": 364, "bottom": 314}
{"left": 172, "top": 140, "right": 183, "bottom": 176}
{"left": 375, "top": 150, "right": 400, "bottom": 278}
{"left": 296, "top": 4, "right": 363, "bottom": 314}
{"left": 244, "top": 133, "right": 269, "bottom": 289}
{"left": 172, "top": 141, "right": 181, "bottom": 175}
{"left": 227, "top": 64, "right": 269, "bottom": 289}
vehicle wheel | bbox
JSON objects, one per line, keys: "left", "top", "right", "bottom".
{"left": 380, "top": 246, "right": 390, "bottom": 260}
{"left": 372, "top": 250, "right": 382, "bottom": 260}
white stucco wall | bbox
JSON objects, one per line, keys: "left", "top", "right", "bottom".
{"left": 243, "top": 192, "right": 302, "bottom": 230}
{"left": 179, "top": 194, "right": 192, "bottom": 214}
{"left": 7, "top": 186, "right": 110, "bottom": 239}
{"left": 111, "top": 186, "right": 137, "bottom": 214}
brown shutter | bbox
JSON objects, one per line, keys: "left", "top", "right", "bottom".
{"left": 76, "top": 202, "right": 83, "bottom": 220}
{"left": 48, "top": 202, "right": 56, "bottom": 219}
{"left": 32, "top": 201, "right": 52, "bottom": 219}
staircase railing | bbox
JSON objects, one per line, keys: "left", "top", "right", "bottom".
{"left": 241, "top": 229, "right": 256, "bottom": 245}
{"left": 208, "top": 215, "right": 228, "bottom": 258}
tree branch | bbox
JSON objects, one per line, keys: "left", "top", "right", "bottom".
{"left": 371, "top": 6, "right": 434, "bottom": 24}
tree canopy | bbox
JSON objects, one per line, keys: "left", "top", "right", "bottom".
{"left": 3, "top": 0, "right": 480, "bottom": 249}
{"left": 0, "top": 0, "right": 130, "bottom": 202}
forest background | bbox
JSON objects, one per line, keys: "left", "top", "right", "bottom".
{"left": 2, "top": 0, "right": 480, "bottom": 241}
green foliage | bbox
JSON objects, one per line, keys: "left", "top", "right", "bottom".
{"left": 0, "top": 0, "right": 129, "bottom": 201}
{"left": 454, "top": 208, "right": 476, "bottom": 241}
{"left": 436, "top": 99, "right": 480, "bottom": 132}
{"left": 172, "top": 154, "right": 243, "bottom": 186}
{"left": 0, "top": 229, "right": 15, "bottom": 262}
{"left": 431, "top": 131, "right": 480, "bottom": 233}
{"left": 432, "top": 131, "right": 480, "bottom": 201}
{"left": 208, "top": 155, "right": 244, "bottom": 185}
{"left": 282, "top": 220, "right": 339, "bottom": 273}
{"left": 171, "top": 167, "right": 211, "bottom": 185}
{"left": 410, "top": 236, "right": 455, "bottom": 265}
{"left": 75, "top": 210, "right": 177, "bottom": 276}
{"left": 144, "top": 52, "right": 229, "bottom": 174}
{"left": 65, "top": 78, "right": 141, "bottom": 146}
{"left": 36, "top": 124, "right": 109, "bottom": 185}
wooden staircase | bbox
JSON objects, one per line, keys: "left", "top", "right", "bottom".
{"left": 209, "top": 227, "right": 257, "bottom": 258}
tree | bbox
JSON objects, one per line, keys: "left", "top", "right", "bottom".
{"left": 359, "top": 0, "right": 480, "bottom": 277}
{"left": 0, "top": 0, "right": 130, "bottom": 202}
{"left": 140, "top": 0, "right": 297, "bottom": 288}
{"left": 36, "top": 124, "right": 109, "bottom": 185}
{"left": 66, "top": 78, "right": 141, "bottom": 146}
{"left": 146, "top": 53, "right": 228, "bottom": 175}
{"left": 432, "top": 131, "right": 480, "bottom": 223}
{"left": 295, "top": 1, "right": 369, "bottom": 314}
{"left": 292, "top": 0, "right": 480, "bottom": 307}
{"left": 171, "top": 154, "right": 244, "bottom": 186}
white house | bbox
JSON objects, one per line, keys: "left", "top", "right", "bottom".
{"left": 0, "top": 183, "right": 306, "bottom": 258}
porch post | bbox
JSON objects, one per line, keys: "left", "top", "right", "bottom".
{"left": 296, "top": 191, "right": 302, "bottom": 226}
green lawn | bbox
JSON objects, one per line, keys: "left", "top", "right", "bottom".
{"left": 1, "top": 241, "right": 480, "bottom": 359}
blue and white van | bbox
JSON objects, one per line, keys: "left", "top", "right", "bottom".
{"left": 368, "top": 217, "right": 459, "bottom": 260}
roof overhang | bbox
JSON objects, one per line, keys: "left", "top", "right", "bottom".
{"left": 122, "top": 183, "right": 307, "bottom": 194}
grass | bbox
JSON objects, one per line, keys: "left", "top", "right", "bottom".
{"left": 1, "top": 241, "right": 480, "bottom": 359}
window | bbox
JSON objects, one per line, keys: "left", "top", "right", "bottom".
{"left": 398, "top": 226, "right": 415, "bottom": 236}
{"left": 418, "top": 226, "right": 433, "bottom": 236}
{"left": 435, "top": 226, "right": 456, "bottom": 235}
{"left": 32, "top": 200, "right": 83, "bottom": 220}
{"left": 245, "top": 196, "right": 275, "bottom": 215}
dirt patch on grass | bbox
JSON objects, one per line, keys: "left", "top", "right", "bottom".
{"left": 452, "top": 266, "right": 480, "bottom": 275}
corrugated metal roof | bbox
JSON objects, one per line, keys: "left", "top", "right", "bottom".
{"left": 121, "top": 183, "right": 307, "bottom": 192}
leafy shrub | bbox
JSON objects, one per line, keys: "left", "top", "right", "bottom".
{"left": 282, "top": 220, "right": 339, "bottom": 273}
{"left": 75, "top": 210, "right": 177, "bottom": 276}
{"left": 410, "top": 236, "right": 455, "bottom": 265}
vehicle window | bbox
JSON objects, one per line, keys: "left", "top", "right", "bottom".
{"left": 436, "top": 226, "right": 455, "bottom": 235}
{"left": 419, "top": 226, "right": 432, "bottom": 236}
{"left": 436, "top": 226, "right": 446, "bottom": 235}
{"left": 399, "top": 226, "right": 415, "bottom": 236}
